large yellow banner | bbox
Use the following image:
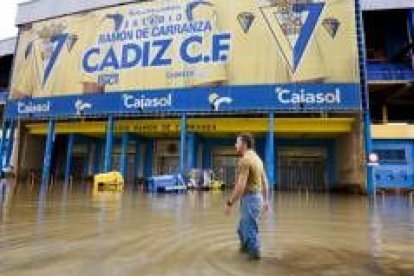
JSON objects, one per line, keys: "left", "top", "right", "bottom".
{"left": 11, "top": 0, "right": 360, "bottom": 99}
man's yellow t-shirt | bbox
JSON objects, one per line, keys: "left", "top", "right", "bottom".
{"left": 238, "top": 150, "right": 265, "bottom": 194}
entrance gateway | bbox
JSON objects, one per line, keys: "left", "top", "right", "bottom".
{"left": 212, "top": 146, "right": 329, "bottom": 191}
{"left": 278, "top": 147, "right": 327, "bottom": 192}
{"left": 19, "top": 117, "right": 360, "bottom": 192}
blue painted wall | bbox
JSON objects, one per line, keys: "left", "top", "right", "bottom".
{"left": 373, "top": 139, "right": 414, "bottom": 189}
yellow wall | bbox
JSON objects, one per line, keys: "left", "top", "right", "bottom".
{"left": 371, "top": 124, "right": 414, "bottom": 139}
{"left": 25, "top": 118, "right": 355, "bottom": 137}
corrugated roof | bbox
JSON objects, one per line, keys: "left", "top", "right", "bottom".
{"left": 15, "top": 0, "right": 414, "bottom": 25}
{"left": 0, "top": 37, "right": 16, "bottom": 57}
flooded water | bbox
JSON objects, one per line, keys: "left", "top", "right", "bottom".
{"left": 0, "top": 180, "right": 413, "bottom": 275}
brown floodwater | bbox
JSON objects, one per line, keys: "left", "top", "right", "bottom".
{"left": 0, "top": 180, "right": 413, "bottom": 275}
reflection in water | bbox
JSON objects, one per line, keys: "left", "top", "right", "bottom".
{"left": 0, "top": 179, "right": 17, "bottom": 224}
{"left": 0, "top": 183, "right": 413, "bottom": 275}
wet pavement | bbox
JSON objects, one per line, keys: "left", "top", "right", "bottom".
{"left": 0, "top": 180, "right": 413, "bottom": 275}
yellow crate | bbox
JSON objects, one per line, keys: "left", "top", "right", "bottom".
{"left": 93, "top": 171, "right": 124, "bottom": 192}
{"left": 209, "top": 180, "right": 223, "bottom": 190}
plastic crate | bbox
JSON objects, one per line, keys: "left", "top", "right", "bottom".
{"left": 147, "top": 174, "right": 186, "bottom": 193}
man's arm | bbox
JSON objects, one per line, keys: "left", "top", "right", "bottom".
{"left": 227, "top": 170, "right": 248, "bottom": 206}
{"left": 261, "top": 170, "right": 269, "bottom": 211}
{"left": 224, "top": 159, "right": 249, "bottom": 215}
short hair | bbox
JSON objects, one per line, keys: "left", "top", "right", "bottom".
{"left": 238, "top": 133, "right": 255, "bottom": 149}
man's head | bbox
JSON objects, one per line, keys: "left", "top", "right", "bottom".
{"left": 235, "top": 133, "right": 255, "bottom": 155}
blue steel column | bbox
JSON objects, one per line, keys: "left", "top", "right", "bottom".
{"left": 356, "top": 0, "right": 374, "bottom": 195}
{"left": 104, "top": 116, "right": 114, "bottom": 172}
{"left": 144, "top": 138, "right": 154, "bottom": 178}
{"left": 179, "top": 113, "right": 187, "bottom": 173}
{"left": 41, "top": 120, "right": 56, "bottom": 188}
{"left": 120, "top": 133, "right": 129, "bottom": 180}
{"left": 4, "top": 120, "right": 16, "bottom": 168}
{"left": 0, "top": 120, "right": 8, "bottom": 168}
{"left": 265, "top": 112, "right": 275, "bottom": 189}
{"left": 134, "top": 138, "right": 140, "bottom": 181}
{"left": 64, "top": 134, "right": 75, "bottom": 185}
{"left": 187, "top": 133, "right": 197, "bottom": 169}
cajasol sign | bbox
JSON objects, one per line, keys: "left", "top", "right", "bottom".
{"left": 5, "top": 83, "right": 360, "bottom": 119}
{"left": 122, "top": 93, "right": 173, "bottom": 110}
{"left": 276, "top": 87, "right": 341, "bottom": 105}
{"left": 17, "top": 101, "right": 51, "bottom": 114}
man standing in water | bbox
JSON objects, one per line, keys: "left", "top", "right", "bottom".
{"left": 224, "top": 133, "right": 269, "bottom": 260}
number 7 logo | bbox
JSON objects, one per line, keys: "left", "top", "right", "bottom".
{"left": 43, "top": 33, "right": 68, "bottom": 86}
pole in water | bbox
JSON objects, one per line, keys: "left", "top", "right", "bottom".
{"left": 64, "top": 134, "right": 75, "bottom": 187}
{"left": 4, "top": 120, "right": 16, "bottom": 169}
{"left": 179, "top": 113, "right": 187, "bottom": 174}
{"left": 0, "top": 120, "right": 9, "bottom": 170}
{"left": 41, "top": 120, "right": 56, "bottom": 191}
{"left": 104, "top": 116, "right": 114, "bottom": 173}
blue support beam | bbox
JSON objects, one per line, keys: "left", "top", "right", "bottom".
{"left": 0, "top": 120, "right": 8, "bottom": 168}
{"left": 187, "top": 133, "right": 197, "bottom": 169}
{"left": 134, "top": 138, "right": 141, "bottom": 181}
{"left": 265, "top": 112, "right": 275, "bottom": 189}
{"left": 4, "top": 120, "right": 16, "bottom": 168}
{"left": 144, "top": 138, "right": 154, "bottom": 178}
{"left": 179, "top": 113, "right": 187, "bottom": 173}
{"left": 364, "top": 112, "right": 375, "bottom": 195}
{"left": 355, "top": 0, "right": 375, "bottom": 195}
{"left": 120, "top": 133, "right": 129, "bottom": 180}
{"left": 64, "top": 134, "right": 75, "bottom": 185}
{"left": 41, "top": 120, "right": 56, "bottom": 189}
{"left": 104, "top": 116, "right": 114, "bottom": 172}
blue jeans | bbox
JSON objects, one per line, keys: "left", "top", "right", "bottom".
{"left": 237, "top": 193, "right": 263, "bottom": 253}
